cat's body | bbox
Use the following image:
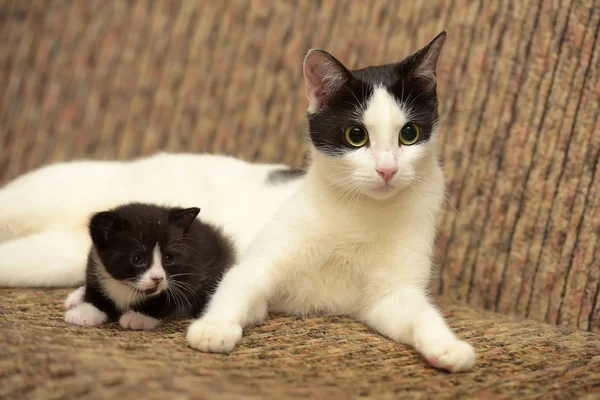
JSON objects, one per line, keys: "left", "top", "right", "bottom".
{"left": 65, "top": 203, "right": 235, "bottom": 330}
{"left": 186, "top": 32, "right": 476, "bottom": 372}
{"left": 0, "top": 154, "right": 302, "bottom": 287}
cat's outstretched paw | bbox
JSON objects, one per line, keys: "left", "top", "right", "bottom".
{"left": 64, "top": 286, "right": 85, "bottom": 310}
{"left": 119, "top": 311, "right": 160, "bottom": 330}
{"left": 65, "top": 303, "right": 107, "bottom": 327}
{"left": 186, "top": 319, "right": 242, "bottom": 353}
{"left": 422, "top": 339, "right": 476, "bottom": 372}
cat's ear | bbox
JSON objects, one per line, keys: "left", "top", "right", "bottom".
{"left": 303, "top": 49, "right": 352, "bottom": 113}
{"left": 89, "top": 212, "right": 130, "bottom": 250}
{"left": 408, "top": 31, "right": 447, "bottom": 90}
{"left": 168, "top": 207, "right": 200, "bottom": 233}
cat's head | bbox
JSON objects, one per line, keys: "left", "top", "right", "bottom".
{"left": 89, "top": 203, "right": 201, "bottom": 296}
{"left": 304, "top": 32, "right": 446, "bottom": 200}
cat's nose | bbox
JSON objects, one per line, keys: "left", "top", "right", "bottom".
{"left": 376, "top": 166, "right": 398, "bottom": 183}
{"left": 151, "top": 277, "right": 163, "bottom": 285}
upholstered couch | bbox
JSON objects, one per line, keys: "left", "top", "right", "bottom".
{"left": 1, "top": 1, "right": 599, "bottom": 398}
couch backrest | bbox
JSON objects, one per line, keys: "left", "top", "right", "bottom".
{"left": 2, "top": 1, "right": 598, "bottom": 332}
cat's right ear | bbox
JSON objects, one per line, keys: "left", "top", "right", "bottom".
{"left": 89, "top": 212, "right": 130, "bottom": 250}
{"left": 303, "top": 49, "right": 352, "bottom": 113}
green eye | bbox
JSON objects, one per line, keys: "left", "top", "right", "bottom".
{"left": 399, "top": 123, "right": 421, "bottom": 145}
{"left": 344, "top": 126, "right": 369, "bottom": 147}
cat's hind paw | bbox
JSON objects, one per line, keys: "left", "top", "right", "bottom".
{"left": 423, "top": 339, "right": 476, "bottom": 372}
{"left": 64, "top": 286, "right": 85, "bottom": 310}
{"left": 65, "top": 303, "right": 107, "bottom": 327}
{"left": 119, "top": 311, "right": 160, "bottom": 330}
{"left": 186, "top": 319, "right": 242, "bottom": 353}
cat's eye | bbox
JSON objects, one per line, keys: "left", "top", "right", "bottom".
{"left": 131, "top": 253, "right": 145, "bottom": 267}
{"left": 163, "top": 254, "right": 175, "bottom": 265}
{"left": 399, "top": 123, "right": 421, "bottom": 145}
{"left": 344, "top": 126, "right": 369, "bottom": 147}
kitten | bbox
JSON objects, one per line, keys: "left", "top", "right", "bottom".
{"left": 0, "top": 155, "right": 301, "bottom": 287}
{"left": 64, "top": 203, "right": 235, "bottom": 330}
{"left": 186, "top": 32, "right": 476, "bottom": 372}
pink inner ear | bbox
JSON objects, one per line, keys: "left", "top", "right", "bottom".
{"left": 304, "top": 55, "right": 328, "bottom": 107}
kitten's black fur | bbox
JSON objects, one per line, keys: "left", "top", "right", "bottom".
{"left": 84, "top": 203, "right": 235, "bottom": 321}
{"left": 307, "top": 32, "right": 445, "bottom": 156}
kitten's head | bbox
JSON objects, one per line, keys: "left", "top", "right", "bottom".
{"left": 89, "top": 204, "right": 201, "bottom": 297}
{"left": 304, "top": 32, "right": 446, "bottom": 200}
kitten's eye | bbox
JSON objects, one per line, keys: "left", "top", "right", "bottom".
{"left": 344, "top": 126, "right": 369, "bottom": 147}
{"left": 131, "top": 253, "right": 145, "bottom": 267}
{"left": 163, "top": 254, "right": 175, "bottom": 265}
{"left": 399, "top": 123, "right": 421, "bottom": 146}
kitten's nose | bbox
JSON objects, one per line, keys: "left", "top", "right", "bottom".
{"left": 376, "top": 166, "right": 398, "bottom": 183}
{"left": 151, "top": 277, "right": 163, "bottom": 285}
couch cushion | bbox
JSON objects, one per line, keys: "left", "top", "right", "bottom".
{"left": 1, "top": 289, "right": 598, "bottom": 398}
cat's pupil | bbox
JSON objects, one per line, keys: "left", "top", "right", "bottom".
{"left": 348, "top": 127, "right": 366, "bottom": 143}
{"left": 401, "top": 125, "right": 417, "bottom": 142}
{"left": 132, "top": 254, "right": 143, "bottom": 266}
{"left": 164, "top": 254, "right": 174, "bottom": 264}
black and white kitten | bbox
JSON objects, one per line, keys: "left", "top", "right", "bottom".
{"left": 64, "top": 203, "right": 235, "bottom": 330}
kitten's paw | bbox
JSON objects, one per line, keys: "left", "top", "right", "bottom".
{"left": 65, "top": 303, "right": 107, "bottom": 327}
{"left": 64, "top": 286, "right": 85, "bottom": 310}
{"left": 186, "top": 319, "right": 242, "bottom": 353}
{"left": 422, "top": 339, "right": 476, "bottom": 372}
{"left": 119, "top": 311, "right": 161, "bottom": 330}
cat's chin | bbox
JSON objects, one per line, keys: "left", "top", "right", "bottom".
{"left": 365, "top": 185, "right": 401, "bottom": 201}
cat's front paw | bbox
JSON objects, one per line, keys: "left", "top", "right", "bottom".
{"left": 186, "top": 319, "right": 242, "bottom": 353}
{"left": 422, "top": 339, "right": 476, "bottom": 372}
{"left": 64, "top": 286, "right": 85, "bottom": 310}
{"left": 119, "top": 311, "right": 161, "bottom": 330}
{"left": 65, "top": 303, "right": 107, "bottom": 327}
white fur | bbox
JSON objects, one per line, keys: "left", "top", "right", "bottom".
{"left": 187, "top": 88, "right": 476, "bottom": 372}
{"left": 65, "top": 302, "right": 107, "bottom": 327}
{"left": 0, "top": 153, "right": 301, "bottom": 287}
{"left": 136, "top": 246, "right": 168, "bottom": 292}
{"left": 64, "top": 286, "right": 85, "bottom": 310}
{"left": 119, "top": 311, "right": 161, "bottom": 330}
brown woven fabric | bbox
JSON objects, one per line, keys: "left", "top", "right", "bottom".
{"left": 0, "top": 0, "right": 599, "bottom": 332}
{"left": 1, "top": 289, "right": 599, "bottom": 399}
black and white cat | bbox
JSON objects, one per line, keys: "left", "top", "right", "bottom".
{"left": 64, "top": 203, "right": 234, "bottom": 330}
{"left": 185, "top": 32, "right": 476, "bottom": 372}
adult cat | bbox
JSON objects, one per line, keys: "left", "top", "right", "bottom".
{"left": 185, "top": 32, "right": 476, "bottom": 372}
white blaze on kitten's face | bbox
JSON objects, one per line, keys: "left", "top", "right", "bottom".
{"left": 136, "top": 246, "right": 167, "bottom": 294}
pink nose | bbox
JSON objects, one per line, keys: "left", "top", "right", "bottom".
{"left": 151, "top": 277, "right": 163, "bottom": 285}
{"left": 376, "top": 166, "right": 398, "bottom": 183}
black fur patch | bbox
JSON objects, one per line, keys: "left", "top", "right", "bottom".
{"left": 267, "top": 168, "right": 306, "bottom": 185}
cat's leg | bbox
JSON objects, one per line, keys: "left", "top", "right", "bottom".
{"left": 0, "top": 229, "right": 90, "bottom": 287}
{"left": 64, "top": 302, "right": 108, "bottom": 327}
{"left": 119, "top": 311, "right": 161, "bottom": 330}
{"left": 359, "top": 287, "right": 475, "bottom": 372}
{"left": 186, "top": 257, "right": 275, "bottom": 352}
{"left": 64, "top": 286, "right": 86, "bottom": 310}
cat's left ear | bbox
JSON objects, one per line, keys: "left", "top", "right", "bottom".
{"left": 168, "top": 207, "right": 201, "bottom": 233}
{"left": 303, "top": 49, "right": 352, "bottom": 113}
{"left": 409, "top": 31, "right": 447, "bottom": 90}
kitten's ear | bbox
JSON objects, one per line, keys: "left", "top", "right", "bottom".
{"left": 169, "top": 207, "right": 200, "bottom": 233}
{"left": 303, "top": 49, "right": 352, "bottom": 113}
{"left": 89, "top": 212, "right": 130, "bottom": 250}
{"left": 408, "top": 31, "right": 447, "bottom": 90}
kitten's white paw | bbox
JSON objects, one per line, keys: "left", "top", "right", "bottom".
{"left": 422, "top": 339, "right": 476, "bottom": 372}
{"left": 186, "top": 319, "right": 242, "bottom": 353}
{"left": 64, "top": 303, "right": 107, "bottom": 327}
{"left": 119, "top": 311, "right": 161, "bottom": 330}
{"left": 64, "top": 286, "right": 85, "bottom": 310}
